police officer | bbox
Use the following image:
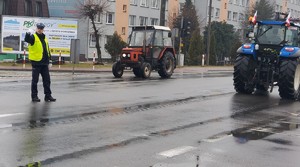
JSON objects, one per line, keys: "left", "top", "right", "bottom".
{"left": 24, "top": 23, "right": 56, "bottom": 102}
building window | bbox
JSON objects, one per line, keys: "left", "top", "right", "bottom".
{"left": 139, "top": 16, "right": 148, "bottom": 26}
{"left": 122, "top": 27, "right": 126, "bottom": 35}
{"left": 140, "top": 0, "right": 148, "bottom": 7}
{"left": 130, "top": 0, "right": 137, "bottom": 5}
{"left": 123, "top": 5, "right": 127, "bottom": 12}
{"left": 227, "top": 11, "right": 232, "bottom": 20}
{"left": 211, "top": 7, "right": 214, "bottom": 18}
{"left": 165, "top": 0, "right": 168, "bottom": 11}
{"left": 151, "top": 0, "right": 158, "bottom": 8}
{"left": 95, "top": 12, "right": 102, "bottom": 23}
{"left": 106, "top": 12, "right": 114, "bottom": 24}
{"left": 25, "top": 0, "right": 33, "bottom": 16}
{"left": 233, "top": 12, "right": 238, "bottom": 21}
{"left": 241, "top": 0, "right": 244, "bottom": 6}
{"left": 215, "top": 8, "right": 220, "bottom": 18}
{"left": 129, "top": 15, "right": 136, "bottom": 26}
{"left": 36, "top": 1, "right": 42, "bottom": 17}
{"left": 89, "top": 34, "right": 96, "bottom": 48}
{"left": 239, "top": 13, "right": 244, "bottom": 21}
{"left": 106, "top": 35, "right": 113, "bottom": 45}
{"left": 150, "top": 18, "right": 158, "bottom": 25}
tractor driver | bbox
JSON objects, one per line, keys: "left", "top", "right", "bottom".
{"left": 270, "top": 28, "right": 282, "bottom": 44}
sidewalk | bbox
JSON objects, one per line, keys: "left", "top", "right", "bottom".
{"left": 0, "top": 64, "right": 233, "bottom": 74}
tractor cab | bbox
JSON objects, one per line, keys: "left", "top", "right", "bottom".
{"left": 251, "top": 21, "right": 300, "bottom": 46}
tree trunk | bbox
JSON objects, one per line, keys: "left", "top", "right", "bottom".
{"left": 90, "top": 17, "right": 103, "bottom": 64}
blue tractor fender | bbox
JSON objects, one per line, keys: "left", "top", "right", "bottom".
{"left": 237, "top": 43, "right": 256, "bottom": 59}
{"left": 279, "top": 47, "right": 300, "bottom": 58}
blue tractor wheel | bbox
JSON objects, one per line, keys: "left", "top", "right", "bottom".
{"left": 233, "top": 55, "right": 256, "bottom": 94}
{"left": 278, "top": 59, "right": 300, "bottom": 99}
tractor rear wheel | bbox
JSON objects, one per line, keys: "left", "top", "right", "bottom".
{"left": 233, "top": 55, "right": 256, "bottom": 94}
{"left": 141, "top": 62, "right": 152, "bottom": 78}
{"left": 158, "top": 52, "right": 175, "bottom": 78}
{"left": 112, "top": 61, "right": 124, "bottom": 78}
{"left": 278, "top": 59, "right": 300, "bottom": 100}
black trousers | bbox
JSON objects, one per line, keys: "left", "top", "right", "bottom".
{"left": 31, "top": 65, "right": 52, "bottom": 98}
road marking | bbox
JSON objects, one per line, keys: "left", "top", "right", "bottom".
{"left": 0, "top": 124, "right": 12, "bottom": 129}
{"left": 0, "top": 113, "right": 23, "bottom": 118}
{"left": 158, "top": 146, "right": 196, "bottom": 158}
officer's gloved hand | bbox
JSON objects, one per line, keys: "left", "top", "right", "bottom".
{"left": 25, "top": 32, "right": 31, "bottom": 41}
{"left": 48, "top": 60, "right": 53, "bottom": 69}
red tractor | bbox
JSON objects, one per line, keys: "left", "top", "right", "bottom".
{"left": 112, "top": 26, "right": 176, "bottom": 78}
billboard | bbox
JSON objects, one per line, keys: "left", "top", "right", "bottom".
{"left": 48, "top": 0, "right": 83, "bottom": 18}
{"left": 1, "top": 16, "right": 78, "bottom": 56}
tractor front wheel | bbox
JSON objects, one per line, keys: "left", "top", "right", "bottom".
{"left": 141, "top": 62, "right": 152, "bottom": 78}
{"left": 112, "top": 62, "right": 124, "bottom": 78}
{"left": 278, "top": 59, "right": 300, "bottom": 100}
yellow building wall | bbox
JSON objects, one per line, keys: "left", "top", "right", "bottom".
{"left": 282, "top": 0, "right": 288, "bottom": 13}
{"left": 220, "top": 0, "right": 228, "bottom": 22}
{"left": 167, "top": 0, "right": 179, "bottom": 28}
{"left": 115, "top": 0, "right": 129, "bottom": 41}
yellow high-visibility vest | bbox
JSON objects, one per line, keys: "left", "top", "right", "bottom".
{"left": 28, "top": 33, "right": 50, "bottom": 61}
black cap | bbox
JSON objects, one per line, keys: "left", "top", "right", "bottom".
{"left": 36, "top": 23, "right": 45, "bottom": 29}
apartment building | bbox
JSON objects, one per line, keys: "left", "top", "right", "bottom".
{"left": 178, "top": 0, "right": 300, "bottom": 33}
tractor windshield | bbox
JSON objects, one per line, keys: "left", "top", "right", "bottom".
{"left": 256, "top": 24, "right": 285, "bottom": 45}
{"left": 285, "top": 26, "right": 299, "bottom": 46}
{"left": 129, "top": 30, "right": 154, "bottom": 47}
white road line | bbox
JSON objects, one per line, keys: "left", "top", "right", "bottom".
{"left": 0, "top": 113, "right": 24, "bottom": 118}
{"left": 158, "top": 146, "right": 197, "bottom": 158}
{"left": 0, "top": 124, "right": 12, "bottom": 129}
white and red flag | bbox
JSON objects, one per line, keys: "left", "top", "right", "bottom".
{"left": 286, "top": 13, "right": 291, "bottom": 26}
{"left": 252, "top": 11, "right": 257, "bottom": 24}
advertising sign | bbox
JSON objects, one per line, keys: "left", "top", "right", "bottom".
{"left": 1, "top": 16, "right": 78, "bottom": 56}
{"left": 48, "top": 0, "right": 84, "bottom": 18}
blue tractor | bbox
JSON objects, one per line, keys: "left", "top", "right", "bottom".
{"left": 234, "top": 13, "right": 300, "bottom": 99}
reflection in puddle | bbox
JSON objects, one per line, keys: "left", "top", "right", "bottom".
{"left": 232, "top": 122, "right": 299, "bottom": 144}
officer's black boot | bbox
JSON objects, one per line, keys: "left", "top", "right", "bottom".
{"left": 32, "top": 96, "right": 41, "bottom": 102}
{"left": 45, "top": 95, "right": 56, "bottom": 102}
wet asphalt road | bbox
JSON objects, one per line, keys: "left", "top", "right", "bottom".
{"left": 0, "top": 70, "right": 299, "bottom": 167}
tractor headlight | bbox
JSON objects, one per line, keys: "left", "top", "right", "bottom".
{"left": 255, "top": 44, "right": 259, "bottom": 50}
{"left": 122, "top": 53, "right": 126, "bottom": 58}
{"left": 127, "top": 54, "right": 130, "bottom": 57}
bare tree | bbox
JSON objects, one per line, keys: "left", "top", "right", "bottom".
{"left": 78, "top": 0, "right": 110, "bottom": 64}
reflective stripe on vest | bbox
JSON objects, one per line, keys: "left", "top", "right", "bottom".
{"left": 28, "top": 33, "right": 50, "bottom": 61}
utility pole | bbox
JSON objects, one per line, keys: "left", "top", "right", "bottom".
{"left": 207, "top": 0, "right": 212, "bottom": 65}
{"left": 160, "top": 0, "right": 166, "bottom": 26}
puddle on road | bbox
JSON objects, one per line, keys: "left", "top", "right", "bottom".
{"left": 231, "top": 122, "right": 299, "bottom": 143}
